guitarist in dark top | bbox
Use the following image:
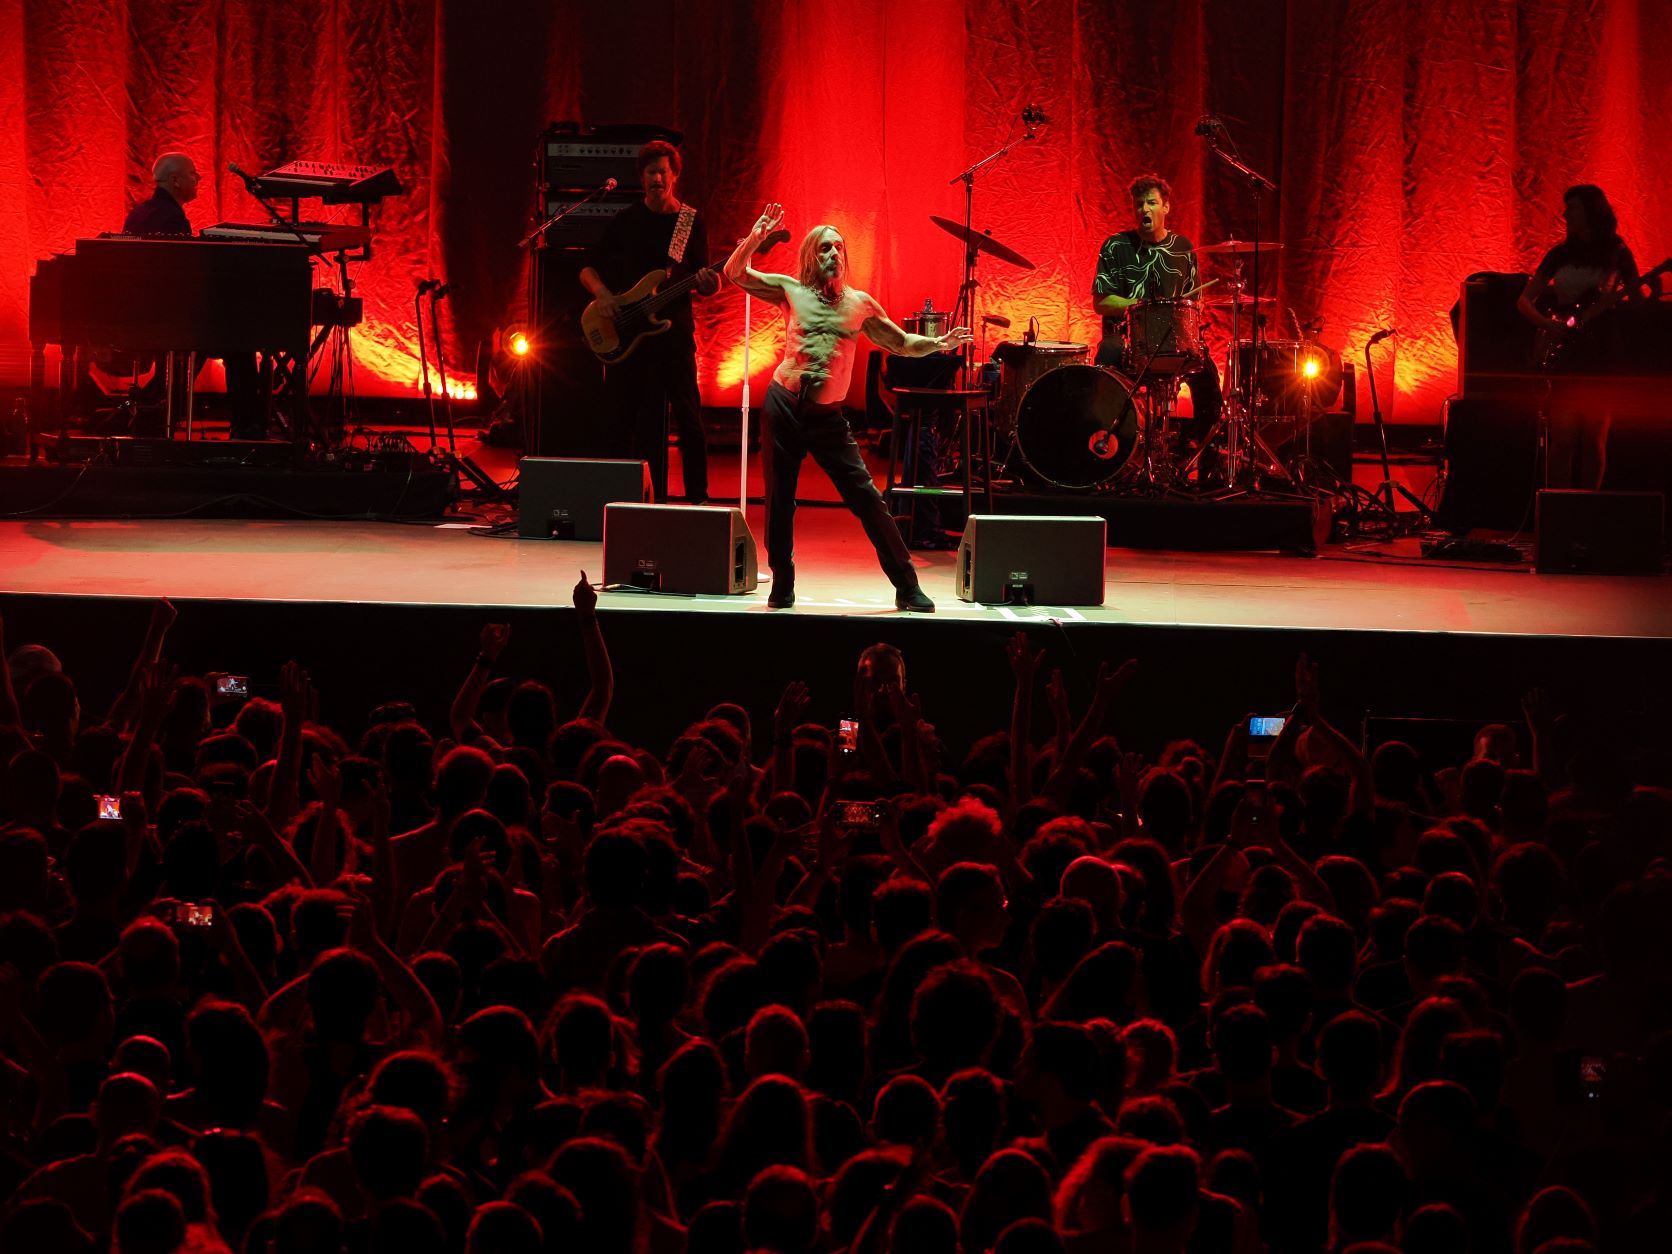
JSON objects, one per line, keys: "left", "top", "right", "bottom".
{"left": 580, "top": 141, "right": 719, "bottom": 503}
{"left": 1516, "top": 184, "right": 1637, "bottom": 489}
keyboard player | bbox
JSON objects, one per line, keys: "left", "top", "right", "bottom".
{"left": 122, "top": 151, "right": 265, "bottom": 440}
{"left": 123, "top": 153, "right": 198, "bottom": 236}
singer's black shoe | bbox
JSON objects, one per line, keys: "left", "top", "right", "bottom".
{"left": 768, "top": 568, "right": 795, "bottom": 609}
{"left": 895, "top": 584, "right": 935, "bottom": 613}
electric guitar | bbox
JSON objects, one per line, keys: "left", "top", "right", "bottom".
{"left": 1534, "top": 256, "right": 1671, "bottom": 371}
{"left": 581, "top": 266, "right": 720, "bottom": 363}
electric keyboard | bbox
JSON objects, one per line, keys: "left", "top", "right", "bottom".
{"left": 246, "top": 160, "right": 404, "bottom": 207}
{"left": 202, "top": 221, "right": 372, "bottom": 252}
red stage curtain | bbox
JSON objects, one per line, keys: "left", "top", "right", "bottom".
{"left": 0, "top": 0, "right": 1665, "bottom": 422}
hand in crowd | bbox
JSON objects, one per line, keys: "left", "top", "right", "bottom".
{"left": 0, "top": 617, "right": 1655, "bottom": 1254}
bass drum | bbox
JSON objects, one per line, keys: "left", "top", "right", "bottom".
{"left": 1014, "top": 365, "right": 1139, "bottom": 490}
{"left": 991, "top": 339, "right": 1089, "bottom": 437}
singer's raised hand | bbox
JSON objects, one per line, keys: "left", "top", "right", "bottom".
{"left": 753, "top": 203, "right": 785, "bottom": 237}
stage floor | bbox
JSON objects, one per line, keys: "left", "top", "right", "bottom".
{"left": 1, "top": 511, "right": 1667, "bottom": 641}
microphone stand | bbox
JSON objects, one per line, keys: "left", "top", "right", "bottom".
{"left": 520, "top": 180, "right": 618, "bottom": 249}
{"left": 948, "top": 126, "right": 1032, "bottom": 386}
{"left": 428, "top": 288, "right": 457, "bottom": 453}
{"left": 1366, "top": 337, "right": 1433, "bottom": 523}
{"left": 414, "top": 285, "right": 438, "bottom": 449}
{"left": 423, "top": 280, "right": 508, "bottom": 500}
{"left": 735, "top": 229, "right": 790, "bottom": 512}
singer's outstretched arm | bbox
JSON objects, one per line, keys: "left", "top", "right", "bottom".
{"left": 724, "top": 203, "right": 790, "bottom": 302}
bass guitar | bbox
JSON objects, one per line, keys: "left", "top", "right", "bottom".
{"left": 581, "top": 266, "right": 718, "bottom": 363}
{"left": 1535, "top": 256, "right": 1671, "bottom": 371}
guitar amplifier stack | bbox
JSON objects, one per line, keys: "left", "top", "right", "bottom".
{"left": 527, "top": 123, "right": 682, "bottom": 456}
{"left": 536, "top": 123, "right": 681, "bottom": 246}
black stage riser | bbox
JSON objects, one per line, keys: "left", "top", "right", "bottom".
{"left": 991, "top": 492, "right": 1329, "bottom": 553}
{"left": 0, "top": 463, "right": 454, "bottom": 520}
{"left": 3, "top": 591, "right": 1667, "bottom": 775}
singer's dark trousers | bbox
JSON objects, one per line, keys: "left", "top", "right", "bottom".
{"left": 762, "top": 381, "right": 916, "bottom": 589}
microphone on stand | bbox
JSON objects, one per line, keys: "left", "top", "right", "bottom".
{"left": 601, "top": 178, "right": 618, "bottom": 192}
{"left": 227, "top": 161, "right": 258, "bottom": 189}
{"left": 1367, "top": 327, "right": 1398, "bottom": 347}
{"left": 433, "top": 284, "right": 454, "bottom": 301}
{"left": 1022, "top": 104, "right": 1049, "bottom": 140}
{"left": 416, "top": 278, "right": 440, "bottom": 295}
{"left": 1193, "top": 116, "right": 1225, "bottom": 139}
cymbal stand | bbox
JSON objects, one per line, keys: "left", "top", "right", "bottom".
{"left": 1180, "top": 256, "right": 1289, "bottom": 494}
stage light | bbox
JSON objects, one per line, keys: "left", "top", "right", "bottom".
{"left": 1302, "top": 357, "right": 1320, "bottom": 379}
{"left": 510, "top": 332, "right": 530, "bottom": 357}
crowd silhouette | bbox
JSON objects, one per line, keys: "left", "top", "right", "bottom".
{"left": 2, "top": 588, "right": 1668, "bottom": 1254}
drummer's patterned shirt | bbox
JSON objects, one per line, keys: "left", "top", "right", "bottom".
{"left": 1093, "top": 229, "right": 1198, "bottom": 363}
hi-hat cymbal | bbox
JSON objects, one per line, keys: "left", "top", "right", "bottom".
{"left": 929, "top": 215, "right": 1036, "bottom": 270}
{"left": 1197, "top": 238, "right": 1285, "bottom": 256}
{"left": 1201, "top": 294, "right": 1277, "bottom": 307}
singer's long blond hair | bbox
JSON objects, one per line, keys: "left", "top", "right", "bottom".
{"left": 797, "top": 225, "right": 847, "bottom": 289}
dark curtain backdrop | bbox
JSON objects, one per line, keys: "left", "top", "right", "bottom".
{"left": 1, "top": 0, "right": 1666, "bottom": 422}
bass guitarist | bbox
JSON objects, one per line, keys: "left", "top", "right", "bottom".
{"left": 580, "top": 140, "right": 719, "bottom": 503}
{"left": 1516, "top": 184, "right": 1638, "bottom": 490}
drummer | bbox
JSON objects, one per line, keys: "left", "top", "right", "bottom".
{"left": 1092, "top": 173, "right": 1222, "bottom": 439}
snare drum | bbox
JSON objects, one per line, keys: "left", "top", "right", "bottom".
{"left": 991, "top": 339, "right": 1089, "bottom": 437}
{"left": 1125, "top": 298, "right": 1203, "bottom": 375}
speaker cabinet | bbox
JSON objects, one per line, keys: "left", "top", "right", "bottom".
{"left": 518, "top": 457, "right": 651, "bottom": 540}
{"left": 1535, "top": 490, "right": 1664, "bottom": 574}
{"left": 603, "top": 504, "right": 759, "bottom": 594}
{"left": 955, "top": 514, "right": 1106, "bottom": 605}
{"left": 1437, "top": 398, "right": 1540, "bottom": 532}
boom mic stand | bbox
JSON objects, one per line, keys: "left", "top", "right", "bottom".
{"left": 1198, "top": 122, "right": 1298, "bottom": 494}
{"left": 947, "top": 105, "right": 1045, "bottom": 385}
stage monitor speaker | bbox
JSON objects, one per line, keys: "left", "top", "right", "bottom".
{"left": 1535, "top": 490, "right": 1664, "bottom": 574}
{"left": 956, "top": 514, "right": 1106, "bottom": 605}
{"left": 603, "top": 503, "right": 759, "bottom": 594}
{"left": 518, "top": 457, "right": 650, "bottom": 540}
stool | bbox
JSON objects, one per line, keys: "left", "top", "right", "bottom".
{"left": 884, "top": 386, "right": 993, "bottom": 534}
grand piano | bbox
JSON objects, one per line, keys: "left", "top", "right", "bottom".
{"left": 28, "top": 161, "right": 401, "bottom": 448}
{"left": 29, "top": 235, "right": 315, "bottom": 444}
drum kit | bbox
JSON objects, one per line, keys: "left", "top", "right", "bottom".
{"left": 919, "top": 216, "right": 1342, "bottom": 497}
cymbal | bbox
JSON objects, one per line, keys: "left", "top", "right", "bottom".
{"left": 929, "top": 214, "right": 1036, "bottom": 270}
{"left": 1201, "top": 294, "right": 1276, "bottom": 307}
{"left": 1197, "top": 238, "right": 1285, "bottom": 256}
